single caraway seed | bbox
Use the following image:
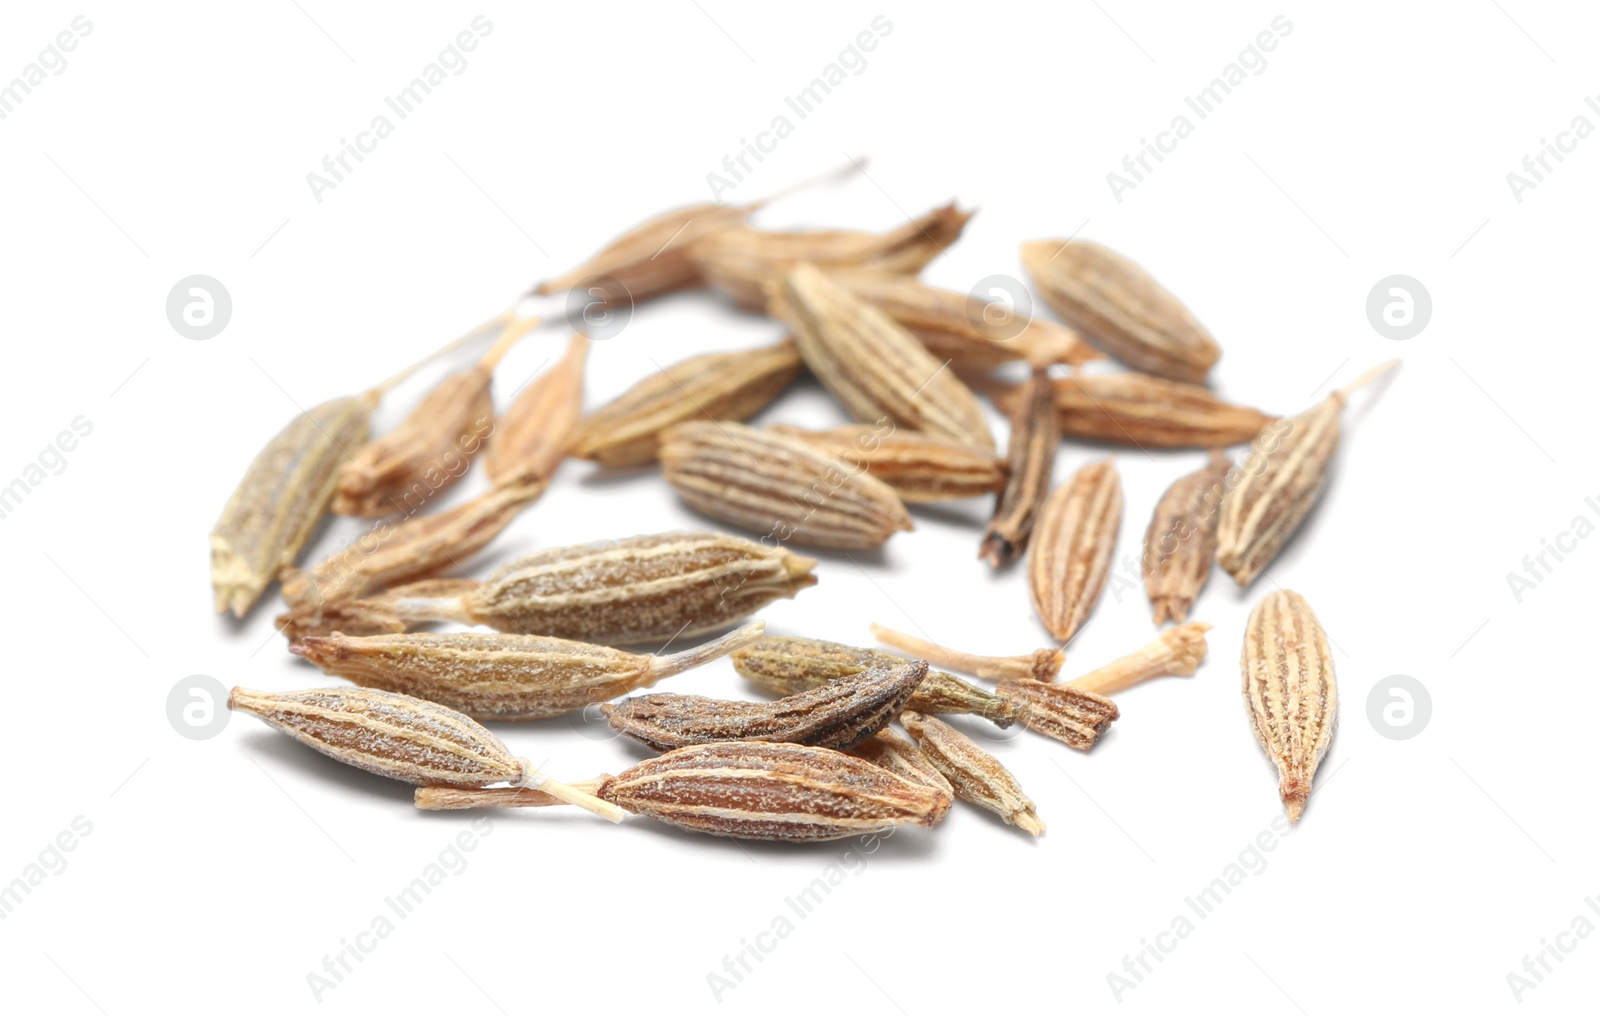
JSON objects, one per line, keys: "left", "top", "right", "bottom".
{"left": 659, "top": 421, "right": 914, "bottom": 548}
{"left": 416, "top": 741, "right": 952, "bottom": 841}
{"left": 228, "top": 686, "right": 622, "bottom": 820}
{"left": 1241, "top": 591, "right": 1337, "bottom": 822}
{"left": 766, "top": 424, "right": 1005, "bottom": 503}
{"left": 731, "top": 636, "right": 1017, "bottom": 727}
{"left": 825, "top": 270, "right": 1102, "bottom": 368}
{"left": 1020, "top": 239, "right": 1220, "bottom": 382}
{"left": 276, "top": 578, "right": 477, "bottom": 645}
{"left": 484, "top": 331, "right": 589, "bottom": 483}
{"left": 290, "top": 622, "right": 765, "bottom": 722}
{"left": 334, "top": 315, "right": 539, "bottom": 517}
{"left": 995, "top": 372, "right": 1274, "bottom": 449}
{"left": 532, "top": 202, "right": 758, "bottom": 303}
{"left": 901, "top": 711, "right": 1044, "bottom": 835}
{"left": 1028, "top": 459, "right": 1122, "bottom": 642}
{"left": 573, "top": 338, "right": 803, "bottom": 467}
{"left": 602, "top": 658, "right": 927, "bottom": 751}
{"left": 850, "top": 727, "right": 954, "bottom": 797}
{"left": 390, "top": 531, "right": 817, "bottom": 645}
{"left": 279, "top": 470, "right": 547, "bottom": 615}
{"left": 774, "top": 264, "right": 995, "bottom": 449}
{"left": 1216, "top": 360, "right": 1397, "bottom": 586}
{"left": 1144, "top": 450, "right": 1231, "bottom": 623}
{"left": 981, "top": 367, "right": 1060, "bottom": 566}
{"left": 688, "top": 202, "right": 974, "bottom": 312}
{"left": 868, "top": 623, "right": 1064, "bottom": 681}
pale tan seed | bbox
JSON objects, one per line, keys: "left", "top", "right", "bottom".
{"left": 981, "top": 367, "right": 1059, "bottom": 566}
{"left": 1028, "top": 460, "right": 1122, "bottom": 642}
{"left": 483, "top": 332, "right": 589, "bottom": 483}
{"left": 602, "top": 659, "right": 927, "bottom": 751}
{"left": 1216, "top": 362, "right": 1396, "bottom": 586}
{"left": 291, "top": 622, "right": 764, "bottom": 722}
{"left": 767, "top": 424, "right": 1005, "bottom": 503}
{"left": 389, "top": 531, "right": 817, "bottom": 645}
{"left": 825, "top": 270, "right": 1102, "bottom": 368}
{"left": 1021, "top": 240, "right": 1220, "bottom": 382}
{"left": 333, "top": 317, "right": 537, "bottom": 517}
{"left": 276, "top": 578, "right": 477, "bottom": 645}
{"left": 688, "top": 202, "right": 974, "bottom": 312}
{"left": 1242, "top": 591, "right": 1337, "bottom": 822}
{"left": 659, "top": 421, "right": 914, "bottom": 548}
{"left": 1144, "top": 451, "right": 1231, "bottom": 623}
{"left": 994, "top": 373, "right": 1273, "bottom": 449}
{"left": 774, "top": 264, "right": 995, "bottom": 449}
{"left": 573, "top": 338, "right": 803, "bottom": 467}
{"left": 850, "top": 727, "right": 954, "bottom": 797}
{"left": 901, "top": 711, "right": 1044, "bottom": 835}
{"left": 868, "top": 623, "right": 1064, "bottom": 682}
{"left": 211, "top": 394, "right": 374, "bottom": 617}
{"left": 532, "top": 201, "right": 758, "bottom": 303}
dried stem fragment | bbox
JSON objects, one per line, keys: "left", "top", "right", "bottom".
{"left": 1065, "top": 622, "right": 1213, "bottom": 695}
{"left": 1143, "top": 450, "right": 1231, "bottom": 623}
{"left": 602, "top": 659, "right": 926, "bottom": 751}
{"left": 868, "top": 623, "right": 1063, "bottom": 682}
{"left": 660, "top": 421, "right": 914, "bottom": 548}
{"left": 901, "top": 712, "right": 1044, "bottom": 835}
{"left": 290, "top": 622, "right": 765, "bottom": 722}
{"left": 767, "top": 424, "right": 1005, "bottom": 503}
{"left": 1216, "top": 361, "right": 1397, "bottom": 586}
{"left": 391, "top": 531, "right": 817, "bottom": 645}
{"left": 981, "top": 367, "right": 1060, "bottom": 565}
{"left": 484, "top": 332, "right": 589, "bottom": 483}
{"left": 1028, "top": 459, "right": 1122, "bottom": 642}
{"left": 995, "top": 373, "right": 1274, "bottom": 449}
{"left": 1241, "top": 590, "right": 1337, "bottom": 822}
{"left": 573, "top": 338, "right": 803, "bottom": 467}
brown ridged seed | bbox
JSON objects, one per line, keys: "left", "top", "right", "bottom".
{"left": 731, "top": 636, "right": 1017, "bottom": 728}
{"left": 280, "top": 471, "right": 546, "bottom": 616}
{"left": 573, "top": 338, "right": 803, "bottom": 467}
{"left": 996, "top": 373, "right": 1273, "bottom": 449}
{"left": 901, "top": 712, "right": 1044, "bottom": 835}
{"left": 774, "top": 264, "right": 995, "bottom": 450}
{"left": 1144, "top": 451, "right": 1231, "bottom": 623}
{"left": 333, "top": 317, "right": 537, "bottom": 517}
{"left": 595, "top": 741, "right": 951, "bottom": 840}
{"left": 211, "top": 393, "right": 375, "bottom": 617}
{"left": 484, "top": 332, "right": 589, "bottom": 483}
{"left": 276, "top": 578, "right": 477, "bottom": 645}
{"left": 688, "top": 202, "right": 974, "bottom": 312}
{"left": 767, "top": 424, "right": 1005, "bottom": 503}
{"left": 291, "top": 622, "right": 764, "bottom": 722}
{"left": 1028, "top": 459, "right": 1122, "bottom": 642}
{"left": 850, "top": 727, "right": 954, "bottom": 797}
{"left": 981, "top": 367, "right": 1060, "bottom": 566}
{"left": 1021, "top": 239, "right": 1220, "bottom": 383}
{"left": 387, "top": 531, "right": 816, "bottom": 646}
{"left": 532, "top": 200, "right": 757, "bottom": 303}
{"left": 1216, "top": 362, "right": 1395, "bottom": 586}
{"left": 660, "top": 421, "right": 913, "bottom": 549}
{"left": 825, "top": 270, "right": 1102, "bottom": 368}
{"left": 602, "top": 659, "right": 927, "bottom": 752}
{"left": 993, "top": 680, "right": 1120, "bottom": 751}
{"left": 1242, "top": 591, "right": 1337, "bottom": 822}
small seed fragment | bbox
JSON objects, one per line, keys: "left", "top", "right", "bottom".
{"left": 1144, "top": 451, "right": 1231, "bottom": 623}
{"left": 901, "top": 711, "right": 1044, "bottom": 835}
{"left": 868, "top": 623, "right": 1063, "bottom": 682}
{"left": 774, "top": 264, "right": 995, "bottom": 449}
{"left": 660, "top": 421, "right": 914, "bottom": 548}
{"left": 390, "top": 531, "right": 817, "bottom": 645}
{"left": 992, "top": 680, "right": 1119, "bottom": 751}
{"left": 767, "top": 424, "right": 1005, "bottom": 503}
{"left": 1021, "top": 239, "right": 1219, "bottom": 382}
{"left": 602, "top": 659, "right": 926, "bottom": 751}
{"left": 483, "top": 332, "right": 589, "bottom": 483}
{"left": 1028, "top": 459, "right": 1122, "bottom": 642}
{"left": 291, "top": 622, "right": 764, "bottom": 722}
{"left": 1242, "top": 590, "right": 1337, "bottom": 822}
{"left": 573, "top": 338, "right": 802, "bottom": 467}
{"left": 995, "top": 373, "right": 1273, "bottom": 449}
{"left": 981, "top": 366, "right": 1059, "bottom": 566}
{"left": 850, "top": 727, "right": 954, "bottom": 797}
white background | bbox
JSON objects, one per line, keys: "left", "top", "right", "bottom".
{"left": 1, "top": 2, "right": 1594, "bottom": 1012}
